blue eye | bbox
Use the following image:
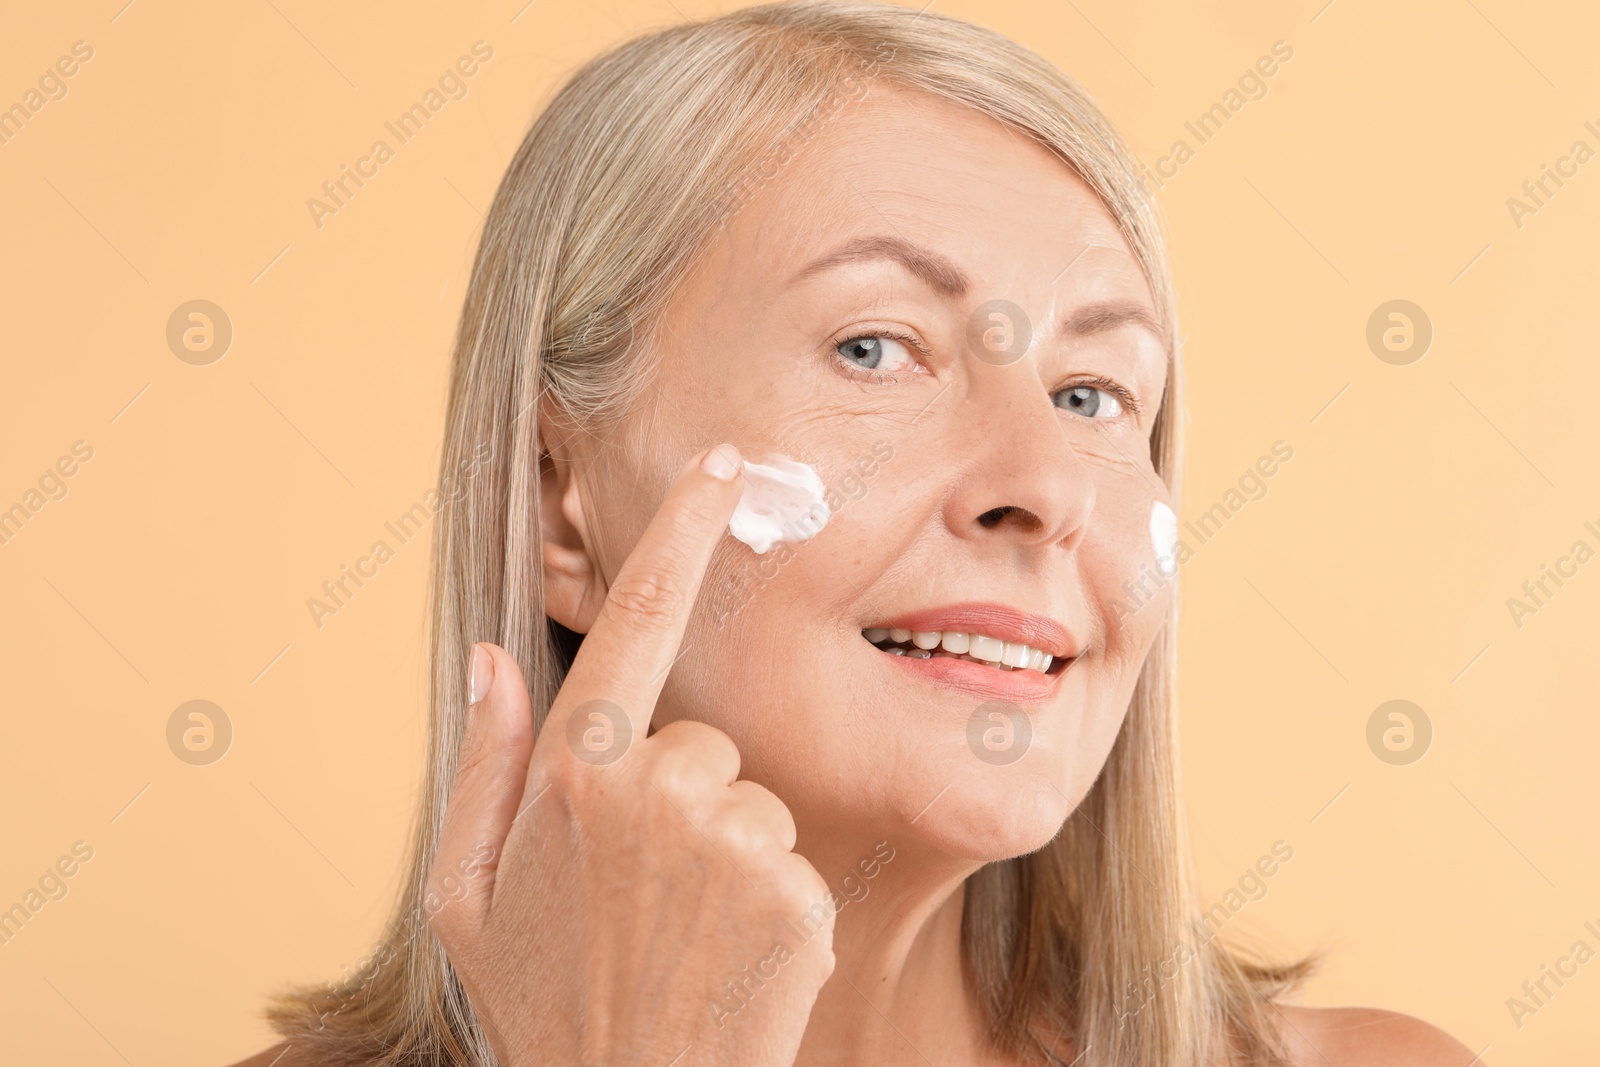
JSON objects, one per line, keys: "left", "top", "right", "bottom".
{"left": 834, "top": 331, "right": 923, "bottom": 377}
{"left": 1055, "top": 382, "right": 1129, "bottom": 419}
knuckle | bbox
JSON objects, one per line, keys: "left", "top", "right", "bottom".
{"left": 645, "top": 747, "right": 706, "bottom": 801}
{"left": 703, "top": 727, "right": 741, "bottom": 768}
{"left": 529, "top": 755, "right": 585, "bottom": 808}
{"left": 770, "top": 860, "right": 830, "bottom": 917}
{"left": 707, "top": 808, "right": 774, "bottom": 858}
{"left": 798, "top": 870, "right": 835, "bottom": 915}
{"left": 604, "top": 571, "right": 683, "bottom": 629}
{"left": 534, "top": 745, "right": 573, "bottom": 782}
{"left": 736, "top": 779, "right": 792, "bottom": 826}
{"left": 651, "top": 717, "right": 717, "bottom": 746}
{"left": 653, "top": 719, "right": 739, "bottom": 766}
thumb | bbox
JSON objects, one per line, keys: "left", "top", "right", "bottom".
{"left": 428, "top": 642, "right": 534, "bottom": 934}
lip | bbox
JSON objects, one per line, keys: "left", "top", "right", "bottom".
{"left": 863, "top": 601, "right": 1080, "bottom": 660}
{"left": 873, "top": 647, "right": 1069, "bottom": 702}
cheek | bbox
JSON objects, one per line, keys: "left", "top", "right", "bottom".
{"left": 669, "top": 476, "right": 914, "bottom": 787}
{"left": 1083, "top": 487, "right": 1176, "bottom": 658}
{"left": 666, "top": 487, "right": 861, "bottom": 707}
{"left": 666, "top": 566, "right": 845, "bottom": 801}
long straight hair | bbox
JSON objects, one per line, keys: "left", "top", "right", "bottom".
{"left": 265, "top": 2, "right": 1317, "bottom": 1063}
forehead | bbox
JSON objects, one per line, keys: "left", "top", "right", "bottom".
{"left": 709, "top": 85, "right": 1154, "bottom": 312}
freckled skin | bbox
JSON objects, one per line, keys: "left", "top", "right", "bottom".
{"left": 565, "top": 87, "right": 1174, "bottom": 866}
{"left": 527, "top": 88, "right": 1476, "bottom": 1067}
{"left": 543, "top": 86, "right": 1175, "bottom": 1064}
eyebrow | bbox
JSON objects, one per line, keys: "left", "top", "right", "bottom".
{"left": 1060, "top": 298, "right": 1164, "bottom": 343}
{"left": 786, "top": 235, "right": 970, "bottom": 297}
{"left": 786, "top": 234, "right": 1165, "bottom": 344}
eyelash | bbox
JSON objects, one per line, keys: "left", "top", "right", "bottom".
{"left": 829, "top": 327, "right": 931, "bottom": 385}
{"left": 1071, "top": 375, "right": 1144, "bottom": 419}
{"left": 828, "top": 329, "right": 1144, "bottom": 419}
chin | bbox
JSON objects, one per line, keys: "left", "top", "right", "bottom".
{"left": 897, "top": 763, "right": 1079, "bottom": 863}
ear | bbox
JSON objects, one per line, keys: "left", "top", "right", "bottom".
{"left": 537, "top": 411, "right": 607, "bottom": 634}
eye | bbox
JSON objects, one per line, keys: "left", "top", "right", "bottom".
{"left": 1054, "top": 377, "right": 1139, "bottom": 420}
{"left": 832, "top": 329, "right": 927, "bottom": 381}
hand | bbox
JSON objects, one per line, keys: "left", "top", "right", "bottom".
{"left": 427, "top": 443, "right": 836, "bottom": 1067}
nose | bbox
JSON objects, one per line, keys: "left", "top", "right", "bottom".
{"left": 941, "top": 374, "right": 1096, "bottom": 551}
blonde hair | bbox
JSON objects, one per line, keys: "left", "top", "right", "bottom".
{"left": 265, "top": 2, "right": 1318, "bottom": 1063}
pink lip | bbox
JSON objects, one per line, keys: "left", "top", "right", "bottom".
{"left": 865, "top": 601, "right": 1080, "bottom": 660}
{"left": 874, "top": 648, "right": 1069, "bottom": 702}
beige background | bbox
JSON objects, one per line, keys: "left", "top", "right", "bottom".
{"left": 2, "top": 0, "right": 1596, "bottom": 1063}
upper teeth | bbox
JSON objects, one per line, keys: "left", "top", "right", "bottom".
{"left": 863, "top": 628, "right": 1055, "bottom": 673}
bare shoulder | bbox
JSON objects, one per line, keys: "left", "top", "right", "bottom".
{"left": 1276, "top": 1005, "right": 1485, "bottom": 1067}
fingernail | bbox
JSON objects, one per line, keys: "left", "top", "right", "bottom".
{"left": 468, "top": 643, "right": 494, "bottom": 706}
{"left": 702, "top": 443, "right": 742, "bottom": 481}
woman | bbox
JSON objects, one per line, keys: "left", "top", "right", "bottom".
{"left": 232, "top": 2, "right": 1479, "bottom": 1064}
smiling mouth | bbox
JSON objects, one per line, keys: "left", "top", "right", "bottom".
{"left": 861, "top": 627, "right": 1067, "bottom": 676}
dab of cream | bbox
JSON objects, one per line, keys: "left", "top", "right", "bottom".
{"left": 1150, "top": 501, "right": 1179, "bottom": 578}
{"left": 727, "top": 454, "right": 831, "bottom": 554}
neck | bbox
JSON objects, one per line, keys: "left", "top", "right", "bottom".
{"left": 787, "top": 831, "right": 1010, "bottom": 1067}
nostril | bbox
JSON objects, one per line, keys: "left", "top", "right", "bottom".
{"left": 978, "top": 505, "right": 1015, "bottom": 527}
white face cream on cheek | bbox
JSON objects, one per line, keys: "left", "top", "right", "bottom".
{"left": 1150, "top": 500, "right": 1179, "bottom": 578}
{"left": 727, "top": 454, "right": 832, "bottom": 554}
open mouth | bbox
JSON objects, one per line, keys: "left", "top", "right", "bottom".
{"left": 861, "top": 627, "right": 1068, "bottom": 676}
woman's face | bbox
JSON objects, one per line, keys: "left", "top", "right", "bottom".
{"left": 550, "top": 87, "right": 1173, "bottom": 868}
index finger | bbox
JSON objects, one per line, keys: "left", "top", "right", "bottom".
{"left": 542, "top": 442, "right": 744, "bottom": 751}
